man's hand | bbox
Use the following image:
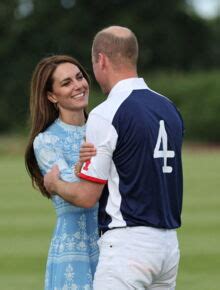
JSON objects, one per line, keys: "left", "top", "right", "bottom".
{"left": 44, "top": 165, "right": 60, "bottom": 194}
{"left": 79, "top": 142, "right": 96, "bottom": 162}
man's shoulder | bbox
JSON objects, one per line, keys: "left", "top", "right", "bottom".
{"left": 90, "top": 99, "right": 108, "bottom": 116}
{"left": 89, "top": 98, "right": 117, "bottom": 123}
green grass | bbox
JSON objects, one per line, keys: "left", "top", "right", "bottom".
{"left": 0, "top": 154, "right": 54, "bottom": 290}
{"left": 177, "top": 148, "right": 220, "bottom": 290}
{"left": 0, "top": 147, "right": 219, "bottom": 289}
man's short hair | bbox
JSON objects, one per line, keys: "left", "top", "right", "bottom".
{"left": 92, "top": 26, "right": 138, "bottom": 68}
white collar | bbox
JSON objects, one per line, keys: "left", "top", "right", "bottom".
{"left": 108, "top": 77, "right": 148, "bottom": 100}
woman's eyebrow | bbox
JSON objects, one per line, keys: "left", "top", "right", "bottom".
{"left": 60, "top": 77, "right": 72, "bottom": 84}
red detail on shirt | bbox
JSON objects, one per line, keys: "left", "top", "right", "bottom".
{"left": 79, "top": 172, "right": 107, "bottom": 184}
{"left": 83, "top": 160, "right": 91, "bottom": 171}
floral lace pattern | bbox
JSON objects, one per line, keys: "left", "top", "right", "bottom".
{"left": 34, "top": 119, "right": 99, "bottom": 290}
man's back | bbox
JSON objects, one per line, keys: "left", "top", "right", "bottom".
{"left": 110, "top": 88, "right": 184, "bottom": 229}
{"left": 82, "top": 78, "right": 184, "bottom": 232}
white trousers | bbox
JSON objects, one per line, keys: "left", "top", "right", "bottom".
{"left": 93, "top": 227, "right": 180, "bottom": 290}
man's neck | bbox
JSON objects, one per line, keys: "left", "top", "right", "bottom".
{"left": 109, "top": 70, "right": 138, "bottom": 92}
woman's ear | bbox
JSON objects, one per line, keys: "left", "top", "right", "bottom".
{"left": 47, "top": 92, "right": 58, "bottom": 104}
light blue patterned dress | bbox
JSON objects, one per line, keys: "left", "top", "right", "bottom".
{"left": 33, "top": 118, "right": 99, "bottom": 290}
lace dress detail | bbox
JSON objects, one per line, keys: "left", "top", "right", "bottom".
{"left": 34, "top": 119, "right": 99, "bottom": 290}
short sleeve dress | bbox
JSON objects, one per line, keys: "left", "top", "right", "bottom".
{"left": 33, "top": 118, "right": 99, "bottom": 290}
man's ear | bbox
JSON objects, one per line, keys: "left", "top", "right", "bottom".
{"left": 47, "top": 92, "right": 58, "bottom": 104}
{"left": 98, "top": 52, "right": 107, "bottom": 70}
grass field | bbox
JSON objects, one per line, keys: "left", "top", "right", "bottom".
{"left": 0, "top": 146, "right": 220, "bottom": 289}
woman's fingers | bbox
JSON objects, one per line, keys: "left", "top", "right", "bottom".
{"left": 79, "top": 142, "right": 96, "bottom": 162}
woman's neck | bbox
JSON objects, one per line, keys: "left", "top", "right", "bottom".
{"left": 59, "top": 110, "right": 85, "bottom": 126}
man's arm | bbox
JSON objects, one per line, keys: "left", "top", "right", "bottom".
{"left": 44, "top": 165, "right": 104, "bottom": 208}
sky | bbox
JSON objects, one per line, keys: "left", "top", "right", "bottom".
{"left": 190, "top": 0, "right": 220, "bottom": 19}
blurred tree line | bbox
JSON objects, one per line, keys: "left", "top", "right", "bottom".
{"left": 0, "top": 0, "right": 220, "bottom": 140}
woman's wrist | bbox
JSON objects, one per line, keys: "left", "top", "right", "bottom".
{"left": 74, "top": 161, "right": 83, "bottom": 176}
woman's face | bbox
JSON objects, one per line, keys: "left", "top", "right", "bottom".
{"left": 48, "top": 62, "right": 89, "bottom": 112}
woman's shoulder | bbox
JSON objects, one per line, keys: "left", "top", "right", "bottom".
{"left": 33, "top": 122, "right": 60, "bottom": 149}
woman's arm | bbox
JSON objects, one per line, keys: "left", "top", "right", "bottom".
{"left": 44, "top": 165, "right": 104, "bottom": 208}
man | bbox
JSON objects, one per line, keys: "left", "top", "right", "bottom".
{"left": 44, "top": 26, "right": 184, "bottom": 290}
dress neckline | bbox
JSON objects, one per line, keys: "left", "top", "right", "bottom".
{"left": 55, "top": 118, "right": 86, "bottom": 131}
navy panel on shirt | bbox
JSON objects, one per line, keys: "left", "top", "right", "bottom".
{"left": 111, "top": 89, "right": 183, "bottom": 229}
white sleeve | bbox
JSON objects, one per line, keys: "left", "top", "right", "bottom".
{"left": 79, "top": 113, "right": 118, "bottom": 183}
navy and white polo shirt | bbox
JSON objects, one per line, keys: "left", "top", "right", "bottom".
{"left": 79, "top": 78, "right": 184, "bottom": 232}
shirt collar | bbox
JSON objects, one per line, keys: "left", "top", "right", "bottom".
{"left": 107, "top": 77, "right": 149, "bottom": 100}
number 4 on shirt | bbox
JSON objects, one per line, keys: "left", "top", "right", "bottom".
{"left": 154, "top": 120, "right": 175, "bottom": 173}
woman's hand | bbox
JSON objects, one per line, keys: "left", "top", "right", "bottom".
{"left": 44, "top": 165, "right": 60, "bottom": 194}
{"left": 74, "top": 142, "right": 96, "bottom": 177}
{"left": 79, "top": 142, "right": 96, "bottom": 162}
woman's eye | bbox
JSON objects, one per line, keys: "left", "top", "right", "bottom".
{"left": 77, "top": 74, "right": 84, "bottom": 80}
{"left": 62, "top": 82, "right": 70, "bottom": 87}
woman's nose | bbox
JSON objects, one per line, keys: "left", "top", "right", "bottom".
{"left": 73, "top": 80, "right": 82, "bottom": 90}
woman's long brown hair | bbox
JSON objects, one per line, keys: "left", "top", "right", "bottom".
{"left": 24, "top": 55, "right": 90, "bottom": 198}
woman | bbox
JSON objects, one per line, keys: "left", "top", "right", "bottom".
{"left": 25, "top": 55, "right": 99, "bottom": 290}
